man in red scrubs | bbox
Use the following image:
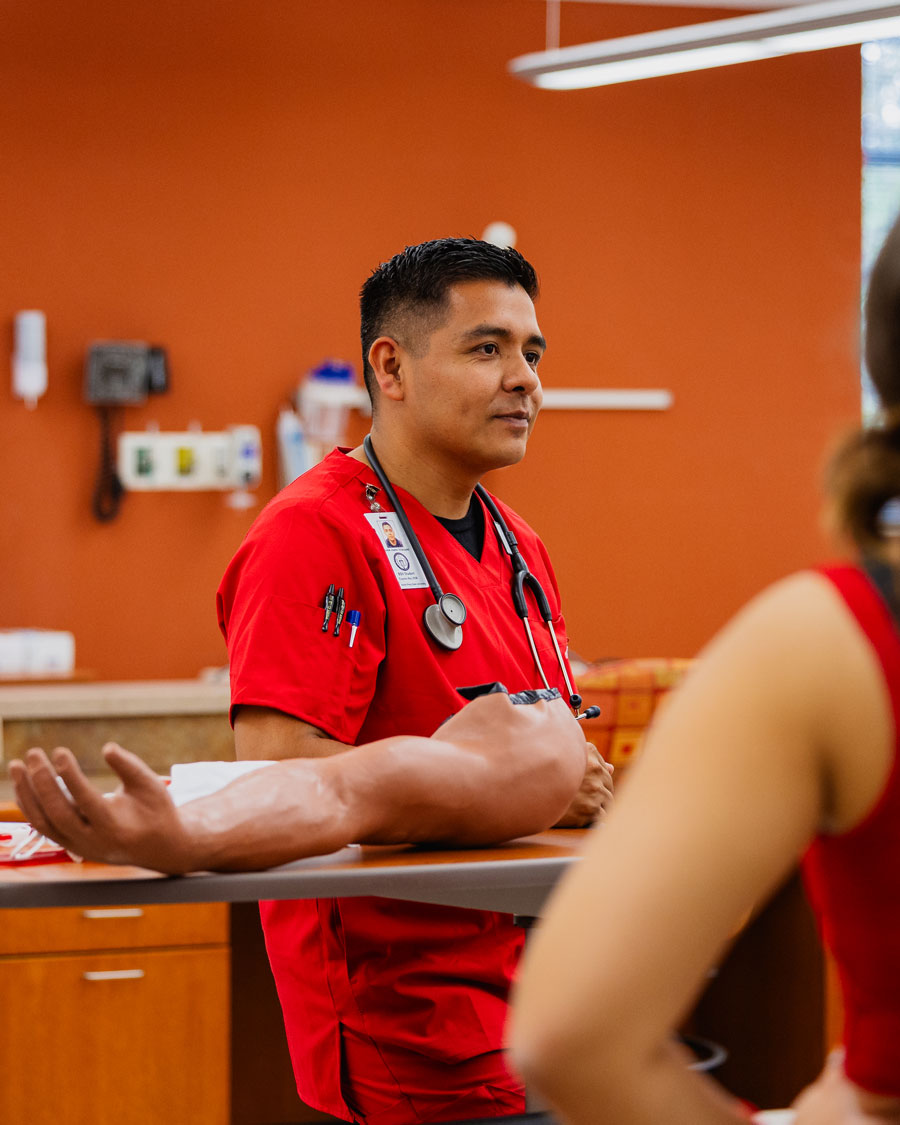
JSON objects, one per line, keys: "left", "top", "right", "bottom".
{"left": 217, "top": 237, "right": 613, "bottom": 1124}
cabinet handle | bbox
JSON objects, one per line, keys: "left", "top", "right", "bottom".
{"left": 82, "top": 969, "right": 145, "bottom": 982}
{"left": 82, "top": 908, "right": 144, "bottom": 920}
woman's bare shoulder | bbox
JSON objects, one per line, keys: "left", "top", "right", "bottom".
{"left": 697, "top": 569, "right": 892, "bottom": 834}
{"left": 694, "top": 569, "right": 874, "bottom": 686}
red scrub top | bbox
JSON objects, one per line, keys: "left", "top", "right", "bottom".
{"left": 217, "top": 449, "right": 574, "bottom": 1124}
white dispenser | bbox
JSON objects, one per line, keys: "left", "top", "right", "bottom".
{"left": 12, "top": 310, "right": 48, "bottom": 408}
{"left": 276, "top": 407, "right": 309, "bottom": 488}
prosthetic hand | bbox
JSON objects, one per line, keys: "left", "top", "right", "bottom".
{"left": 455, "top": 682, "right": 615, "bottom": 828}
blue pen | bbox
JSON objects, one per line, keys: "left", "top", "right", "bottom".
{"left": 346, "top": 609, "right": 361, "bottom": 648}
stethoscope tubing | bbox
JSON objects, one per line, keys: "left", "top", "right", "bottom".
{"left": 362, "top": 435, "right": 579, "bottom": 706}
{"left": 475, "top": 483, "right": 577, "bottom": 703}
{"left": 363, "top": 435, "right": 446, "bottom": 604}
{"left": 476, "top": 485, "right": 553, "bottom": 622}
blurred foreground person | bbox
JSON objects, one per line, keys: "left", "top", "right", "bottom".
{"left": 509, "top": 214, "right": 900, "bottom": 1124}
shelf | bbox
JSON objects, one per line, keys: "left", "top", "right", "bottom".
{"left": 303, "top": 384, "right": 673, "bottom": 412}
{"left": 540, "top": 388, "right": 672, "bottom": 410}
{"left": 0, "top": 679, "right": 230, "bottom": 721}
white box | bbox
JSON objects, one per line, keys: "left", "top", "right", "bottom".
{"left": 0, "top": 629, "right": 75, "bottom": 677}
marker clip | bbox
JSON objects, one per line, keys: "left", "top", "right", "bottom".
{"left": 322, "top": 584, "right": 337, "bottom": 632}
{"left": 333, "top": 587, "right": 346, "bottom": 636}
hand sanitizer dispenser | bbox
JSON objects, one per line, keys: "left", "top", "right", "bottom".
{"left": 12, "top": 310, "right": 48, "bottom": 409}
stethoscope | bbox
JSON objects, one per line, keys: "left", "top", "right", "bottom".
{"left": 363, "top": 435, "right": 596, "bottom": 719}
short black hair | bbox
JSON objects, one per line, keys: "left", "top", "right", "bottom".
{"left": 359, "top": 237, "right": 539, "bottom": 406}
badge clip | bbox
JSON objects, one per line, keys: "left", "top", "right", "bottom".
{"left": 365, "top": 484, "right": 383, "bottom": 512}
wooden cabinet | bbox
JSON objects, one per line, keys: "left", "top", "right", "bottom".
{"left": 0, "top": 903, "right": 229, "bottom": 1125}
{"left": 0, "top": 683, "right": 233, "bottom": 1121}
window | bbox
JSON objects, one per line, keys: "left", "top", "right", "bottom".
{"left": 863, "top": 40, "right": 900, "bottom": 418}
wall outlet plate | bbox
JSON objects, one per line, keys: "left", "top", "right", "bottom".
{"left": 117, "top": 426, "right": 262, "bottom": 492}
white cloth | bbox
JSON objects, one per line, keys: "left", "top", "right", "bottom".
{"left": 168, "top": 760, "right": 275, "bottom": 806}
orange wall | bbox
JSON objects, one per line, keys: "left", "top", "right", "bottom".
{"left": 1, "top": 0, "right": 862, "bottom": 679}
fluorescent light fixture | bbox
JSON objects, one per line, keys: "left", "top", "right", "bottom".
{"left": 509, "top": 0, "right": 900, "bottom": 88}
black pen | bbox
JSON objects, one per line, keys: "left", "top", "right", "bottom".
{"left": 333, "top": 587, "right": 346, "bottom": 636}
{"left": 322, "top": 584, "right": 336, "bottom": 632}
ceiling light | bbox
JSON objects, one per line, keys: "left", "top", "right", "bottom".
{"left": 509, "top": 0, "right": 900, "bottom": 89}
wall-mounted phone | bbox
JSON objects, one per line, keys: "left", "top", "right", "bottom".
{"left": 85, "top": 342, "right": 169, "bottom": 405}
{"left": 85, "top": 341, "right": 169, "bottom": 521}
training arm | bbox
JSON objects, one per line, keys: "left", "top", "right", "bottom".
{"left": 10, "top": 692, "right": 587, "bottom": 874}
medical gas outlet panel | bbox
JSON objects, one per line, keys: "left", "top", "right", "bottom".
{"left": 117, "top": 426, "right": 262, "bottom": 491}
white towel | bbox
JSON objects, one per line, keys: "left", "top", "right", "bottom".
{"left": 168, "top": 760, "right": 276, "bottom": 807}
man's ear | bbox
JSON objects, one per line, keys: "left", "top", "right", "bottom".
{"left": 368, "top": 337, "right": 405, "bottom": 402}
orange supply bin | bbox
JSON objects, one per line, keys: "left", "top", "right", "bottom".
{"left": 577, "top": 658, "right": 694, "bottom": 771}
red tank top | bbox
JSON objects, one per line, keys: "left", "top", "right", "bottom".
{"left": 803, "top": 564, "right": 900, "bottom": 1096}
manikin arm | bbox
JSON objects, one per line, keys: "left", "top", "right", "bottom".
{"left": 9, "top": 692, "right": 587, "bottom": 875}
{"left": 231, "top": 703, "right": 614, "bottom": 825}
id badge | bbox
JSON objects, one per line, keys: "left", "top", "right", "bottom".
{"left": 364, "top": 512, "right": 430, "bottom": 590}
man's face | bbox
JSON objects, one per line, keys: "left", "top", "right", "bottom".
{"left": 383, "top": 524, "right": 398, "bottom": 545}
{"left": 394, "top": 279, "right": 545, "bottom": 476}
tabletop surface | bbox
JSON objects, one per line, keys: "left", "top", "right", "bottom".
{"left": 0, "top": 829, "right": 588, "bottom": 914}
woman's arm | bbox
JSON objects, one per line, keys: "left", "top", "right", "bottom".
{"left": 510, "top": 572, "right": 894, "bottom": 1124}
{"left": 9, "top": 691, "right": 588, "bottom": 874}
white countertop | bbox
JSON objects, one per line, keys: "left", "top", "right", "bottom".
{"left": 0, "top": 679, "right": 230, "bottom": 720}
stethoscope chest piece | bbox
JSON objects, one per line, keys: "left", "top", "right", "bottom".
{"left": 438, "top": 593, "right": 466, "bottom": 626}
{"left": 423, "top": 593, "right": 467, "bottom": 651}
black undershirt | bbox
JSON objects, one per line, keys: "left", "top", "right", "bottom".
{"left": 436, "top": 494, "right": 486, "bottom": 561}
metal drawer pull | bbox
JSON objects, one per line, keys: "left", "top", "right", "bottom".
{"left": 82, "top": 908, "right": 144, "bottom": 920}
{"left": 82, "top": 969, "right": 145, "bottom": 982}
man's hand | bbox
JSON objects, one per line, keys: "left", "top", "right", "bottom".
{"left": 9, "top": 743, "right": 197, "bottom": 874}
{"left": 553, "top": 743, "right": 614, "bottom": 828}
